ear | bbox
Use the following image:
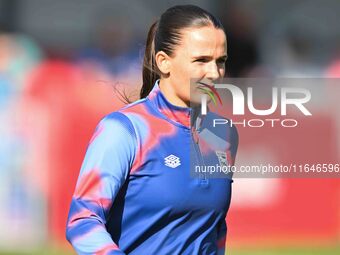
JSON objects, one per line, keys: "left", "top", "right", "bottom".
{"left": 155, "top": 51, "right": 171, "bottom": 75}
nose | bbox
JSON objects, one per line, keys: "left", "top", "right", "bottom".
{"left": 206, "top": 61, "right": 220, "bottom": 81}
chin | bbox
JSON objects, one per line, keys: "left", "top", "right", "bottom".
{"left": 206, "top": 95, "right": 213, "bottom": 104}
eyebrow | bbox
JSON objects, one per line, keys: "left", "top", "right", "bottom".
{"left": 192, "top": 54, "right": 228, "bottom": 60}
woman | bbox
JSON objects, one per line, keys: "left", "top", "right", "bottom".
{"left": 66, "top": 5, "right": 238, "bottom": 255}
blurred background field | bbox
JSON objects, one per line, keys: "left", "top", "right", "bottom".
{"left": 0, "top": 0, "right": 339, "bottom": 254}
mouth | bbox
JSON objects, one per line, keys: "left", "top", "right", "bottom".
{"left": 196, "top": 81, "right": 222, "bottom": 105}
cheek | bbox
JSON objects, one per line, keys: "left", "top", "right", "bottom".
{"left": 170, "top": 61, "right": 191, "bottom": 95}
{"left": 171, "top": 60, "right": 188, "bottom": 80}
{"left": 170, "top": 60, "right": 206, "bottom": 103}
{"left": 190, "top": 64, "right": 207, "bottom": 78}
{"left": 173, "top": 61, "right": 205, "bottom": 80}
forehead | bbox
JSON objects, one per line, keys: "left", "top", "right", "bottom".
{"left": 176, "top": 26, "right": 227, "bottom": 56}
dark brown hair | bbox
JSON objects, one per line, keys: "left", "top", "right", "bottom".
{"left": 140, "top": 5, "right": 224, "bottom": 99}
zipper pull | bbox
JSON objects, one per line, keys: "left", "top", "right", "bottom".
{"left": 191, "top": 127, "right": 199, "bottom": 144}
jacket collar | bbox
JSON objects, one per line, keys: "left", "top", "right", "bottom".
{"left": 147, "top": 80, "right": 202, "bottom": 129}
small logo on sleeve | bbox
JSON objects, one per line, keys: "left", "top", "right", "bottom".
{"left": 164, "top": 154, "right": 181, "bottom": 168}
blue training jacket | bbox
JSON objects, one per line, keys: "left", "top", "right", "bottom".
{"left": 66, "top": 80, "right": 238, "bottom": 255}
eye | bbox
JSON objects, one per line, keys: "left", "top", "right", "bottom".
{"left": 217, "top": 58, "right": 227, "bottom": 65}
{"left": 194, "top": 58, "right": 210, "bottom": 63}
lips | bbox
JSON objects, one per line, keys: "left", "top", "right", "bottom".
{"left": 197, "top": 81, "right": 222, "bottom": 105}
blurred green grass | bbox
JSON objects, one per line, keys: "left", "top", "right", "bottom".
{"left": 0, "top": 245, "right": 339, "bottom": 254}
{"left": 229, "top": 245, "right": 340, "bottom": 255}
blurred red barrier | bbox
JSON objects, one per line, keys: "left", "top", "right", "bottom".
{"left": 24, "top": 60, "right": 125, "bottom": 243}
{"left": 227, "top": 113, "right": 340, "bottom": 247}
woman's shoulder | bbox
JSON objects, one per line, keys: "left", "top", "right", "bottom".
{"left": 98, "top": 97, "right": 150, "bottom": 137}
{"left": 96, "top": 111, "right": 136, "bottom": 139}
